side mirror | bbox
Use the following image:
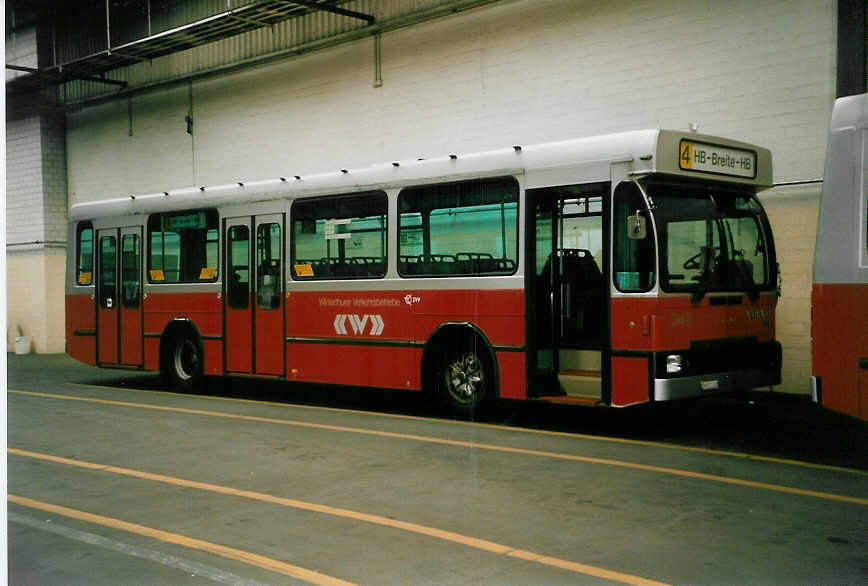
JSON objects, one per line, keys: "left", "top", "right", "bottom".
{"left": 627, "top": 213, "right": 647, "bottom": 240}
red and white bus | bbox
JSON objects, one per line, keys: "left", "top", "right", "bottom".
{"left": 812, "top": 92, "right": 868, "bottom": 420}
{"left": 66, "top": 129, "right": 781, "bottom": 415}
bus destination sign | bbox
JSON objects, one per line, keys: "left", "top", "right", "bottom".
{"left": 679, "top": 139, "right": 756, "bottom": 178}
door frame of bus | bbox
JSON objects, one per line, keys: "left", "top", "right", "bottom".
{"left": 524, "top": 182, "right": 611, "bottom": 401}
{"left": 96, "top": 225, "right": 144, "bottom": 368}
{"left": 222, "top": 214, "right": 286, "bottom": 376}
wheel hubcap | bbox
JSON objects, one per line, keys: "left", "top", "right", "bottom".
{"left": 446, "top": 353, "right": 482, "bottom": 405}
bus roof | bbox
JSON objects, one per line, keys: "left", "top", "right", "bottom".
{"left": 829, "top": 92, "right": 868, "bottom": 131}
{"left": 69, "top": 129, "right": 772, "bottom": 221}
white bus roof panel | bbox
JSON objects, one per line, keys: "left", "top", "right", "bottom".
{"left": 69, "top": 129, "right": 772, "bottom": 221}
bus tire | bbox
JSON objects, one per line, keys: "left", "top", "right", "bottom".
{"left": 436, "top": 339, "right": 491, "bottom": 418}
{"left": 163, "top": 333, "right": 203, "bottom": 392}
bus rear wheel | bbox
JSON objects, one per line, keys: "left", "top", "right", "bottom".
{"left": 164, "top": 334, "right": 202, "bottom": 392}
{"left": 437, "top": 344, "right": 490, "bottom": 417}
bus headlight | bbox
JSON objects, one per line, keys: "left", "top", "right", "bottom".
{"left": 666, "top": 354, "right": 684, "bottom": 374}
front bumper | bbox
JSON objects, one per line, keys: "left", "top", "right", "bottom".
{"left": 653, "top": 367, "right": 778, "bottom": 401}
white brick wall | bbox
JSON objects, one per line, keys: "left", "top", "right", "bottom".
{"left": 60, "top": 0, "right": 837, "bottom": 389}
{"left": 7, "top": 115, "right": 48, "bottom": 244}
{"left": 68, "top": 0, "right": 837, "bottom": 198}
{"left": 6, "top": 113, "right": 68, "bottom": 243}
{"left": 761, "top": 184, "right": 823, "bottom": 394}
{"left": 6, "top": 109, "right": 68, "bottom": 353}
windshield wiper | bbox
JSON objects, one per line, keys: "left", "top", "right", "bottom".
{"left": 688, "top": 246, "right": 715, "bottom": 303}
{"left": 731, "top": 254, "right": 760, "bottom": 301}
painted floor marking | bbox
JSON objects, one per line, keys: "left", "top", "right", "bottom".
{"left": 9, "top": 494, "right": 356, "bottom": 586}
{"left": 66, "top": 381, "right": 867, "bottom": 477}
{"left": 10, "top": 449, "right": 670, "bottom": 586}
{"left": 11, "top": 389, "right": 868, "bottom": 507}
{"left": 9, "top": 511, "right": 270, "bottom": 586}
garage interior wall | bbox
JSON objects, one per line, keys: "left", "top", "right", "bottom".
{"left": 8, "top": 0, "right": 841, "bottom": 394}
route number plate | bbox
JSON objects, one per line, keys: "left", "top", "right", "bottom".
{"left": 679, "top": 140, "right": 756, "bottom": 178}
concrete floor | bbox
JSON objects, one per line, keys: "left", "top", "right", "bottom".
{"left": 7, "top": 353, "right": 868, "bottom": 585}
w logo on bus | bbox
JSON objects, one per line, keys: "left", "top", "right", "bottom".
{"left": 333, "top": 314, "right": 385, "bottom": 336}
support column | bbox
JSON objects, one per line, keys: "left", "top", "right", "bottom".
{"left": 6, "top": 110, "right": 68, "bottom": 354}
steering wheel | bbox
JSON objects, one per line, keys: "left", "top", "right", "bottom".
{"left": 682, "top": 248, "right": 708, "bottom": 270}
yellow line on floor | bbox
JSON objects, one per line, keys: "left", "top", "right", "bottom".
{"left": 10, "top": 448, "right": 669, "bottom": 586}
{"left": 65, "top": 381, "right": 867, "bottom": 477}
{"left": 8, "top": 494, "right": 356, "bottom": 586}
{"left": 11, "top": 389, "right": 868, "bottom": 507}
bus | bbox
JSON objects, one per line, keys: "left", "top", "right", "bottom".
{"left": 66, "top": 129, "right": 781, "bottom": 415}
{"left": 812, "top": 92, "right": 868, "bottom": 420}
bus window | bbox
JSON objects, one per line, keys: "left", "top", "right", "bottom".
{"left": 99, "top": 236, "right": 117, "bottom": 309}
{"left": 398, "top": 177, "right": 518, "bottom": 276}
{"left": 665, "top": 217, "right": 723, "bottom": 287}
{"left": 147, "top": 209, "right": 218, "bottom": 283}
{"left": 228, "top": 225, "right": 250, "bottom": 309}
{"left": 257, "top": 223, "right": 281, "bottom": 309}
{"left": 121, "top": 233, "right": 140, "bottom": 309}
{"left": 291, "top": 191, "right": 387, "bottom": 280}
{"left": 613, "top": 182, "right": 655, "bottom": 292}
{"left": 76, "top": 222, "right": 94, "bottom": 286}
{"left": 648, "top": 184, "right": 773, "bottom": 296}
{"left": 723, "top": 213, "right": 769, "bottom": 289}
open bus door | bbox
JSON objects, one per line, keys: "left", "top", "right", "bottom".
{"left": 527, "top": 183, "right": 608, "bottom": 403}
{"left": 96, "top": 226, "right": 143, "bottom": 366}
{"left": 224, "top": 214, "right": 285, "bottom": 376}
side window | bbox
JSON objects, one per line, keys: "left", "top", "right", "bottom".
{"left": 99, "top": 236, "right": 117, "bottom": 309}
{"left": 291, "top": 192, "right": 387, "bottom": 280}
{"left": 121, "top": 234, "right": 141, "bottom": 309}
{"left": 256, "top": 223, "right": 281, "bottom": 309}
{"left": 613, "top": 182, "right": 655, "bottom": 292}
{"left": 76, "top": 222, "right": 94, "bottom": 286}
{"left": 148, "top": 209, "right": 218, "bottom": 283}
{"left": 398, "top": 177, "right": 518, "bottom": 276}
{"left": 228, "top": 226, "right": 250, "bottom": 309}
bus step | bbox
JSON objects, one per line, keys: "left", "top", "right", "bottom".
{"left": 557, "top": 370, "right": 601, "bottom": 399}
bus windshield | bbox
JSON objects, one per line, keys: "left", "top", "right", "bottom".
{"left": 646, "top": 182, "right": 774, "bottom": 298}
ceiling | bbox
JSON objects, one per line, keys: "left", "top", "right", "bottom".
{"left": 6, "top": 1, "right": 375, "bottom": 94}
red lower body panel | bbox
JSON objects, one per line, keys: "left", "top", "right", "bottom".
{"left": 120, "top": 306, "right": 142, "bottom": 366}
{"left": 144, "top": 337, "right": 160, "bottom": 372}
{"left": 611, "top": 356, "right": 649, "bottom": 407}
{"left": 285, "top": 288, "right": 526, "bottom": 397}
{"left": 97, "top": 307, "right": 118, "bottom": 364}
{"left": 812, "top": 283, "right": 868, "bottom": 420}
{"left": 286, "top": 343, "right": 420, "bottom": 390}
{"left": 225, "top": 304, "right": 252, "bottom": 373}
{"left": 496, "top": 352, "right": 526, "bottom": 400}
{"left": 66, "top": 293, "right": 96, "bottom": 366}
{"left": 255, "top": 307, "right": 284, "bottom": 375}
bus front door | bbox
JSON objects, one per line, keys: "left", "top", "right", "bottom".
{"left": 527, "top": 184, "right": 608, "bottom": 402}
{"left": 224, "top": 215, "right": 285, "bottom": 376}
{"left": 97, "top": 226, "right": 143, "bottom": 366}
